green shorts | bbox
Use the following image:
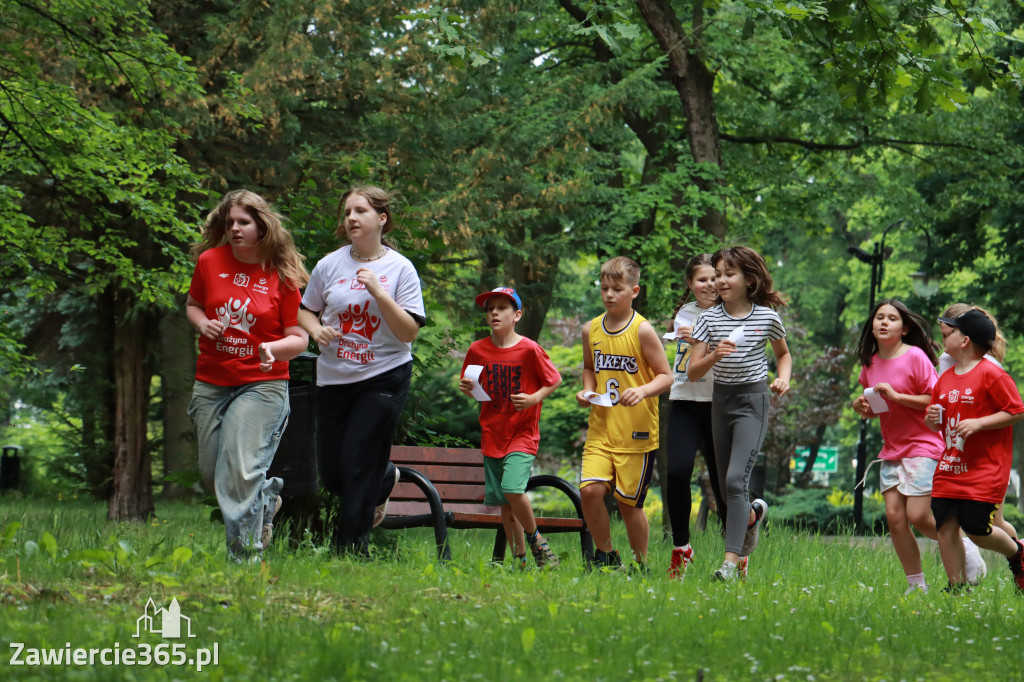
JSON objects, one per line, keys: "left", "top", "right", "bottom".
{"left": 483, "top": 452, "right": 535, "bottom": 506}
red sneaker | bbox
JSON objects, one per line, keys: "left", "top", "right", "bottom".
{"left": 668, "top": 546, "right": 693, "bottom": 579}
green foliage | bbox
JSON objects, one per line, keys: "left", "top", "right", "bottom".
{"left": 3, "top": 498, "right": 1024, "bottom": 680}
{"left": 768, "top": 487, "right": 887, "bottom": 534}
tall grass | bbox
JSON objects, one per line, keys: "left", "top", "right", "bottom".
{"left": 0, "top": 497, "right": 1019, "bottom": 681}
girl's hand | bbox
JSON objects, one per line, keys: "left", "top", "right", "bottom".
{"left": 458, "top": 378, "right": 475, "bottom": 397}
{"left": 714, "top": 339, "right": 736, "bottom": 359}
{"left": 575, "top": 390, "right": 593, "bottom": 408}
{"left": 199, "top": 318, "right": 225, "bottom": 340}
{"left": 852, "top": 395, "right": 875, "bottom": 418}
{"left": 950, "top": 417, "right": 981, "bottom": 441}
{"left": 258, "top": 343, "right": 276, "bottom": 373}
{"left": 874, "top": 382, "right": 897, "bottom": 400}
{"left": 924, "top": 403, "right": 943, "bottom": 428}
{"left": 356, "top": 267, "right": 385, "bottom": 298}
{"left": 770, "top": 377, "right": 790, "bottom": 396}
{"left": 675, "top": 325, "right": 693, "bottom": 343}
{"left": 311, "top": 324, "right": 340, "bottom": 346}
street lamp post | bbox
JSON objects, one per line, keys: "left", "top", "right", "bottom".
{"left": 847, "top": 219, "right": 904, "bottom": 531}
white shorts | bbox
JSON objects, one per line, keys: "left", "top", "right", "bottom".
{"left": 879, "top": 457, "right": 938, "bottom": 497}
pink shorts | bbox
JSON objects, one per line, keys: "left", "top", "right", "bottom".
{"left": 879, "top": 457, "right": 938, "bottom": 497}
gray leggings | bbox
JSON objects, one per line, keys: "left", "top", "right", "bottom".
{"left": 711, "top": 381, "right": 770, "bottom": 555}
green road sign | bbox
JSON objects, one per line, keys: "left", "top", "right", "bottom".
{"left": 791, "top": 446, "right": 839, "bottom": 473}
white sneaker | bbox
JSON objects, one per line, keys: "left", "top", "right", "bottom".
{"left": 740, "top": 499, "right": 768, "bottom": 556}
{"left": 714, "top": 560, "right": 738, "bottom": 582}
{"left": 904, "top": 583, "right": 928, "bottom": 596}
{"left": 964, "top": 536, "right": 987, "bottom": 584}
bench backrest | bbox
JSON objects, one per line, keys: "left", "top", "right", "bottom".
{"left": 388, "top": 445, "right": 491, "bottom": 516}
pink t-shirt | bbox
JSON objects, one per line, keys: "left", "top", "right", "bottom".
{"left": 858, "top": 345, "right": 943, "bottom": 461}
{"left": 931, "top": 360, "right": 1024, "bottom": 503}
{"left": 461, "top": 337, "right": 562, "bottom": 458}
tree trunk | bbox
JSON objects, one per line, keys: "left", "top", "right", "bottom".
{"left": 159, "top": 307, "right": 197, "bottom": 499}
{"left": 635, "top": 0, "right": 728, "bottom": 240}
{"left": 108, "top": 294, "right": 155, "bottom": 521}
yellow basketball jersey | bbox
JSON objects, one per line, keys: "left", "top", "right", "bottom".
{"left": 584, "top": 311, "right": 659, "bottom": 453}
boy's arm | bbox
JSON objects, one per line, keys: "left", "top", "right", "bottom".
{"left": 618, "top": 321, "right": 673, "bottom": 407}
{"left": 576, "top": 327, "right": 596, "bottom": 407}
{"left": 511, "top": 378, "right": 561, "bottom": 411}
{"left": 949, "top": 410, "right": 1024, "bottom": 440}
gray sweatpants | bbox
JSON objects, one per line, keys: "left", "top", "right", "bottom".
{"left": 711, "top": 381, "right": 770, "bottom": 555}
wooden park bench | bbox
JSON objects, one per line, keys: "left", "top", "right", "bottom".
{"left": 378, "top": 445, "right": 593, "bottom": 563}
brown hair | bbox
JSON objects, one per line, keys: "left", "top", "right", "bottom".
{"left": 857, "top": 298, "right": 939, "bottom": 367}
{"left": 711, "top": 246, "right": 787, "bottom": 309}
{"left": 336, "top": 186, "right": 397, "bottom": 247}
{"left": 941, "top": 302, "right": 1006, "bottom": 362}
{"left": 671, "top": 253, "right": 714, "bottom": 318}
{"left": 599, "top": 256, "right": 641, "bottom": 286}
{"left": 192, "top": 190, "right": 309, "bottom": 289}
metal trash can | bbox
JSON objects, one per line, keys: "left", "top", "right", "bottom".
{"left": 266, "top": 352, "right": 322, "bottom": 542}
{"left": 268, "top": 352, "right": 319, "bottom": 496}
{"left": 0, "top": 445, "right": 23, "bottom": 494}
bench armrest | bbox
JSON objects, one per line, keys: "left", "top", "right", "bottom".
{"left": 526, "top": 474, "right": 585, "bottom": 521}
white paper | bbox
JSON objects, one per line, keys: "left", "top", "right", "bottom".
{"left": 863, "top": 387, "right": 889, "bottom": 414}
{"left": 727, "top": 325, "right": 746, "bottom": 345}
{"left": 463, "top": 365, "right": 491, "bottom": 402}
{"left": 582, "top": 391, "right": 614, "bottom": 407}
{"left": 663, "top": 310, "right": 697, "bottom": 340}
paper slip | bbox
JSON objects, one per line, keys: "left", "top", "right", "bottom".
{"left": 863, "top": 387, "right": 888, "bottom": 413}
{"left": 582, "top": 391, "right": 614, "bottom": 407}
{"left": 727, "top": 325, "right": 746, "bottom": 345}
{"left": 462, "top": 365, "right": 491, "bottom": 402}
{"left": 663, "top": 310, "right": 697, "bottom": 340}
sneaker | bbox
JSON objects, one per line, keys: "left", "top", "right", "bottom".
{"left": 941, "top": 582, "right": 972, "bottom": 595}
{"left": 714, "top": 560, "right": 737, "bottom": 582}
{"left": 963, "top": 536, "right": 987, "bottom": 584}
{"left": 737, "top": 556, "right": 749, "bottom": 580}
{"left": 593, "top": 549, "right": 623, "bottom": 571}
{"left": 529, "top": 533, "right": 560, "bottom": 569}
{"left": 373, "top": 466, "right": 401, "bottom": 528}
{"left": 513, "top": 553, "right": 528, "bottom": 571}
{"left": 740, "top": 499, "right": 768, "bottom": 556}
{"left": 903, "top": 583, "right": 928, "bottom": 596}
{"left": 260, "top": 495, "right": 283, "bottom": 549}
{"left": 1007, "top": 539, "right": 1024, "bottom": 592}
{"left": 668, "top": 546, "right": 694, "bottom": 579}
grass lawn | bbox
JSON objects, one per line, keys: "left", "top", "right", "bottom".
{"left": 0, "top": 496, "right": 1019, "bottom": 681}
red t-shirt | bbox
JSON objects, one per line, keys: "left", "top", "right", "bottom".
{"left": 189, "top": 245, "right": 301, "bottom": 386}
{"left": 930, "top": 360, "right": 1024, "bottom": 503}
{"left": 461, "top": 337, "right": 562, "bottom": 458}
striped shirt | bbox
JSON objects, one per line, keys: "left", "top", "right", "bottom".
{"left": 691, "top": 303, "right": 786, "bottom": 385}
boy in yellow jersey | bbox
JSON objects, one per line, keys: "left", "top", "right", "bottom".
{"left": 575, "top": 257, "right": 673, "bottom": 570}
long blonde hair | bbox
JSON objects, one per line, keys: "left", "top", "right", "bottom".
{"left": 941, "top": 302, "right": 1006, "bottom": 362}
{"left": 192, "top": 190, "right": 309, "bottom": 290}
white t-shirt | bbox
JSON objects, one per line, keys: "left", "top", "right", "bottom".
{"left": 302, "top": 246, "right": 425, "bottom": 385}
{"left": 937, "top": 352, "right": 1001, "bottom": 375}
{"left": 669, "top": 301, "right": 714, "bottom": 402}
